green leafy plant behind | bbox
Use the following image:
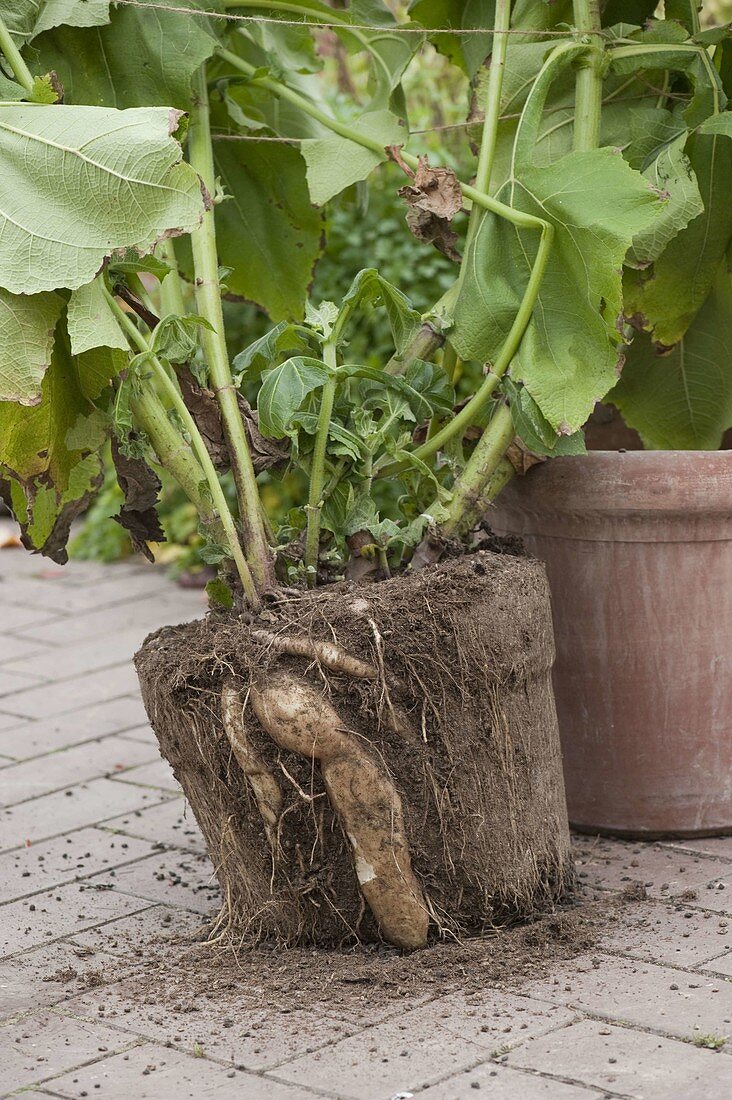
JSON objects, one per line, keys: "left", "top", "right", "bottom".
{"left": 0, "top": 0, "right": 730, "bottom": 601}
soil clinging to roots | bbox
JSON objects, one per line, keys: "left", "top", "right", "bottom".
{"left": 135, "top": 550, "right": 574, "bottom": 949}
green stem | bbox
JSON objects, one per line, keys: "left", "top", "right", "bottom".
{"left": 464, "top": 0, "right": 511, "bottom": 253}
{"left": 385, "top": 321, "right": 444, "bottom": 376}
{"left": 189, "top": 66, "right": 274, "bottom": 592}
{"left": 572, "top": 0, "right": 604, "bottom": 152}
{"left": 380, "top": 221, "right": 553, "bottom": 477}
{"left": 159, "top": 240, "right": 187, "bottom": 318}
{"left": 106, "top": 290, "right": 260, "bottom": 608}
{"left": 304, "top": 339, "right": 337, "bottom": 586}
{"left": 217, "top": 48, "right": 549, "bottom": 235}
{"left": 0, "top": 13, "right": 33, "bottom": 92}
{"left": 130, "top": 386, "right": 224, "bottom": 542}
{"left": 439, "top": 404, "right": 515, "bottom": 538}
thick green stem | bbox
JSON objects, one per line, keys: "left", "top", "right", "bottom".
{"left": 304, "top": 340, "right": 337, "bottom": 585}
{"left": 159, "top": 240, "right": 187, "bottom": 318}
{"left": 385, "top": 322, "right": 444, "bottom": 376}
{"left": 572, "top": 0, "right": 604, "bottom": 152}
{"left": 130, "top": 386, "right": 224, "bottom": 543}
{"left": 380, "top": 222, "right": 553, "bottom": 477}
{"left": 0, "top": 13, "right": 33, "bottom": 92}
{"left": 189, "top": 66, "right": 274, "bottom": 592}
{"left": 464, "top": 0, "right": 511, "bottom": 253}
{"left": 439, "top": 404, "right": 515, "bottom": 538}
{"left": 106, "top": 291, "right": 260, "bottom": 608}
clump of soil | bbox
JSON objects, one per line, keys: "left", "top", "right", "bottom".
{"left": 136, "top": 550, "right": 574, "bottom": 948}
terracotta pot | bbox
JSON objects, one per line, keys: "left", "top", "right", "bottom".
{"left": 491, "top": 451, "right": 732, "bottom": 838}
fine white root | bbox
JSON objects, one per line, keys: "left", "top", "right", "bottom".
{"left": 221, "top": 682, "right": 283, "bottom": 851}
{"left": 250, "top": 668, "right": 429, "bottom": 950}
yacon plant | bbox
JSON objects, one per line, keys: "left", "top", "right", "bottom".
{"left": 0, "top": 0, "right": 730, "bottom": 948}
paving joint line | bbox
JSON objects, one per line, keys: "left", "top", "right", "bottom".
{"left": 0, "top": 792, "right": 178, "bottom": 856}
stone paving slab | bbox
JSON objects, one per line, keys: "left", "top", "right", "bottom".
{"left": 0, "top": 738, "right": 157, "bottom": 806}
{"left": 0, "top": 670, "right": 47, "bottom": 698}
{"left": 0, "top": 697, "right": 149, "bottom": 762}
{"left": 68, "top": 905, "right": 204, "bottom": 957}
{"left": 600, "top": 898, "right": 732, "bottom": 968}
{"left": 274, "top": 994, "right": 576, "bottom": 1098}
{"left": 0, "top": 636, "right": 47, "bottom": 666}
{"left": 0, "top": 942, "right": 119, "bottom": 1022}
{"left": 514, "top": 952, "right": 732, "bottom": 1043}
{"left": 63, "top": 989, "right": 358, "bottom": 1074}
{"left": 0, "top": 604, "right": 59, "bottom": 634}
{"left": 2, "top": 628, "right": 161, "bottom": 684}
{"left": 1, "top": 883, "right": 151, "bottom": 958}
{"left": 418, "top": 1063, "right": 604, "bottom": 1099}
{"left": 0, "top": 664, "right": 141, "bottom": 721}
{"left": 0, "top": 828, "right": 160, "bottom": 903}
{"left": 15, "top": 592, "right": 203, "bottom": 649}
{"left": 110, "top": 757, "right": 179, "bottom": 794}
{"left": 42, "top": 1042, "right": 328, "bottom": 1100}
{"left": 0, "top": 713, "right": 29, "bottom": 734}
{"left": 1, "top": 780, "right": 174, "bottom": 850}
{"left": 669, "top": 836, "right": 732, "bottom": 861}
{"left": 507, "top": 1019, "right": 732, "bottom": 1099}
{"left": 1, "top": 1009, "right": 137, "bottom": 1095}
{"left": 573, "top": 836, "right": 732, "bottom": 898}
{"left": 91, "top": 851, "right": 220, "bottom": 914}
{"left": 98, "top": 798, "right": 206, "bottom": 854}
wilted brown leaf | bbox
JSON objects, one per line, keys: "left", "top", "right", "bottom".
{"left": 396, "top": 155, "right": 463, "bottom": 262}
{"left": 111, "top": 439, "right": 165, "bottom": 562}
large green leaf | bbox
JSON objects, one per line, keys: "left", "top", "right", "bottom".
{"left": 257, "top": 356, "right": 331, "bottom": 437}
{"left": 211, "top": 140, "right": 324, "bottom": 321}
{"left": 624, "top": 130, "right": 732, "bottom": 344}
{"left": 610, "top": 267, "right": 732, "bottom": 449}
{"left": 34, "top": 0, "right": 218, "bottom": 109}
{"left": 0, "top": 104, "right": 204, "bottom": 295}
{"left": 0, "top": 323, "right": 108, "bottom": 561}
{"left": 0, "top": 289, "right": 64, "bottom": 405}
{"left": 452, "top": 49, "right": 661, "bottom": 432}
{"left": 300, "top": 110, "right": 405, "bottom": 205}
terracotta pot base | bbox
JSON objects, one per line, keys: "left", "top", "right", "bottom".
{"left": 492, "top": 451, "right": 732, "bottom": 839}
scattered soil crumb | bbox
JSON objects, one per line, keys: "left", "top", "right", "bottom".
{"left": 43, "top": 966, "right": 78, "bottom": 984}
{"left": 105, "top": 890, "right": 623, "bottom": 1017}
{"left": 620, "top": 882, "right": 648, "bottom": 902}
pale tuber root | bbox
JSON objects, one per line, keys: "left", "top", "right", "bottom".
{"left": 221, "top": 682, "right": 283, "bottom": 851}
{"left": 250, "top": 668, "right": 429, "bottom": 950}
{"left": 250, "top": 629, "right": 380, "bottom": 680}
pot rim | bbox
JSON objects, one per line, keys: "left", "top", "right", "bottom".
{"left": 491, "top": 449, "right": 732, "bottom": 535}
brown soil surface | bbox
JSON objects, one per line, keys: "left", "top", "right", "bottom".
{"left": 94, "top": 886, "right": 625, "bottom": 1018}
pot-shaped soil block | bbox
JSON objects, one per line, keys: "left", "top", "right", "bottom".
{"left": 135, "top": 551, "right": 573, "bottom": 948}
{"left": 492, "top": 451, "right": 732, "bottom": 838}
